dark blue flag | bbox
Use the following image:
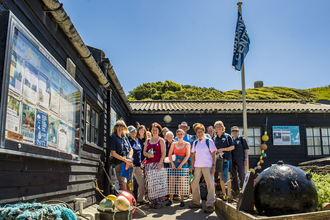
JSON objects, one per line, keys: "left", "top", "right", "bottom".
{"left": 232, "top": 11, "right": 250, "bottom": 71}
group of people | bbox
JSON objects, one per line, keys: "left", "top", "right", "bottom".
{"left": 108, "top": 119, "right": 249, "bottom": 213}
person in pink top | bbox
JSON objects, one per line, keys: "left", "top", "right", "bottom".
{"left": 189, "top": 124, "right": 217, "bottom": 213}
{"left": 143, "top": 122, "right": 166, "bottom": 209}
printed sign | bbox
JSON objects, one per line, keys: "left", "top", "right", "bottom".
{"left": 273, "top": 126, "right": 300, "bottom": 145}
{"left": 35, "top": 109, "right": 48, "bottom": 147}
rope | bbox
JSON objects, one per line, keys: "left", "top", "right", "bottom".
{"left": 0, "top": 202, "right": 78, "bottom": 220}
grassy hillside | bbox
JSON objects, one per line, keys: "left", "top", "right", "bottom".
{"left": 128, "top": 81, "right": 330, "bottom": 102}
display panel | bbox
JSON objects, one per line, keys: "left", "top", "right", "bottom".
{"left": 1, "top": 13, "right": 82, "bottom": 162}
{"left": 272, "top": 126, "right": 300, "bottom": 146}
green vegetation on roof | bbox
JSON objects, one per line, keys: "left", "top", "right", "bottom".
{"left": 127, "top": 80, "right": 330, "bottom": 102}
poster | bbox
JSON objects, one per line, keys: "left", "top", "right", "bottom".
{"left": 60, "top": 78, "right": 70, "bottom": 121}
{"left": 38, "top": 72, "right": 50, "bottom": 109}
{"left": 27, "top": 46, "right": 39, "bottom": 67}
{"left": 21, "top": 103, "right": 35, "bottom": 143}
{"left": 49, "top": 70, "right": 60, "bottom": 114}
{"left": 273, "top": 126, "right": 300, "bottom": 145}
{"left": 35, "top": 110, "right": 48, "bottom": 147}
{"left": 58, "top": 121, "right": 68, "bottom": 152}
{"left": 110, "top": 107, "right": 117, "bottom": 132}
{"left": 6, "top": 96, "right": 20, "bottom": 133}
{"left": 47, "top": 115, "right": 59, "bottom": 148}
{"left": 40, "top": 59, "right": 51, "bottom": 76}
{"left": 67, "top": 126, "right": 78, "bottom": 155}
{"left": 9, "top": 50, "right": 23, "bottom": 95}
{"left": 13, "top": 30, "right": 27, "bottom": 57}
{"left": 23, "top": 61, "right": 38, "bottom": 104}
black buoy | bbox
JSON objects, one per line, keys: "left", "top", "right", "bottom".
{"left": 254, "top": 161, "right": 318, "bottom": 216}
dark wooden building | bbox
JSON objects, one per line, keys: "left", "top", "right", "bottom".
{"left": 129, "top": 100, "right": 330, "bottom": 170}
{"left": 0, "top": 0, "right": 131, "bottom": 208}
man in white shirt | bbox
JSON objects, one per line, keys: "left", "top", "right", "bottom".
{"left": 189, "top": 124, "right": 216, "bottom": 213}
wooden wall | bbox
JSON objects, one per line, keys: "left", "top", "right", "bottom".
{"left": 0, "top": 0, "right": 130, "bottom": 208}
{"left": 130, "top": 112, "right": 330, "bottom": 171}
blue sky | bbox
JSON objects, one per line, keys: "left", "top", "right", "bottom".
{"left": 61, "top": 0, "right": 330, "bottom": 95}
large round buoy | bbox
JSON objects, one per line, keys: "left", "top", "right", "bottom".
{"left": 117, "top": 191, "right": 136, "bottom": 213}
{"left": 114, "top": 196, "right": 130, "bottom": 211}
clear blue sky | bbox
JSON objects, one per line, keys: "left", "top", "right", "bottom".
{"left": 62, "top": 0, "right": 330, "bottom": 95}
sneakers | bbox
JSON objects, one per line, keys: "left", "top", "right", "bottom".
{"left": 189, "top": 203, "right": 202, "bottom": 208}
{"left": 154, "top": 203, "right": 162, "bottom": 209}
{"left": 166, "top": 200, "right": 173, "bottom": 206}
{"left": 180, "top": 202, "right": 185, "bottom": 207}
{"left": 204, "top": 206, "right": 215, "bottom": 213}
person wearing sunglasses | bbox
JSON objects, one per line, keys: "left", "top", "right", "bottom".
{"left": 109, "top": 120, "right": 133, "bottom": 191}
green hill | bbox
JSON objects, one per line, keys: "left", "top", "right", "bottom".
{"left": 127, "top": 80, "right": 330, "bottom": 102}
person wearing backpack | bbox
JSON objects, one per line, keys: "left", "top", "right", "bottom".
{"left": 231, "top": 126, "right": 249, "bottom": 197}
{"left": 214, "top": 121, "right": 235, "bottom": 201}
{"left": 189, "top": 124, "right": 217, "bottom": 213}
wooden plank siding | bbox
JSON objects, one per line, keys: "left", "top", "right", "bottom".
{"left": 0, "top": 0, "right": 128, "bottom": 209}
{"left": 130, "top": 112, "right": 330, "bottom": 171}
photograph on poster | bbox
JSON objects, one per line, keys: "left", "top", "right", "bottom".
{"left": 23, "top": 61, "right": 38, "bottom": 104}
{"left": 6, "top": 96, "right": 20, "bottom": 133}
{"left": 38, "top": 71, "right": 50, "bottom": 109}
{"left": 35, "top": 109, "right": 48, "bottom": 147}
{"left": 21, "top": 103, "right": 35, "bottom": 143}
{"left": 40, "top": 59, "right": 51, "bottom": 76}
{"left": 47, "top": 115, "right": 58, "bottom": 148}
{"left": 9, "top": 50, "right": 23, "bottom": 95}
{"left": 49, "top": 70, "right": 60, "bottom": 114}
{"left": 27, "top": 46, "right": 39, "bottom": 67}
{"left": 67, "top": 126, "right": 78, "bottom": 155}
{"left": 58, "top": 121, "right": 68, "bottom": 152}
{"left": 60, "top": 77, "right": 69, "bottom": 121}
{"left": 13, "top": 29, "right": 27, "bottom": 57}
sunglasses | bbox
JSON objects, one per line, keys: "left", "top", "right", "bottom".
{"left": 117, "top": 124, "right": 125, "bottom": 128}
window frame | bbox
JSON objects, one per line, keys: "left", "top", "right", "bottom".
{"left": 306, "top": 127, "right": 330, "bottom": 156}
{"left": 238, "top": 127, "right": 262, "bottom": 156}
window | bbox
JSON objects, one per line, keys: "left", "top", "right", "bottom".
{"left": 86, "top": 103, "right": 99, "bottom": 146}
{"left": 238, "top": 127, "right": 261, "bottom": 156}
{"left": 306, "top": 127, "right": 330, "bottom": 156}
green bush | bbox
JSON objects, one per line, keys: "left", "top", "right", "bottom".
{"left": 308, "top": 171, "right": 330, "bottom": 210}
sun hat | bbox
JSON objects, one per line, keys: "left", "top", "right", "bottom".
{"left": 178, "top": 121, "right": 190, "bottom": 130}
{"left": 231, "top": 126, "right": 239, "bottom": 131}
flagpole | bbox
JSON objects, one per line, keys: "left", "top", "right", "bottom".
{"left": 237, "top": 2, "right": 249, "bottom": 173}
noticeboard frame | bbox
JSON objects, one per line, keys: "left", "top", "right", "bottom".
{"left": 0, "top": 12, "right": 83, "bottom": 163}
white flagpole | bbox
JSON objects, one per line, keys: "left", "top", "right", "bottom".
{"left": 237, "top": 2, "right": 249, "bottom": 173}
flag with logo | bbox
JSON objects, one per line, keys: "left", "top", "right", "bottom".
{"left": 232, "top": 11, "right": 250, "bottom": 71}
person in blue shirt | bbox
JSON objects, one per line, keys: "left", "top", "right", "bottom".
{"left": 128, "top": 125, "right": 148, "bottom": 204}
{"left": 109, "top": 120, "right": 133, "bottom": 191}
{"left": 175, "top": 122, "right": 192, "bottom": 142}
{"left": 214, "top": 121, "right": 234, "bottom": 200}
{"left": 231, "top": 126, "right": 249, "bottom": 196}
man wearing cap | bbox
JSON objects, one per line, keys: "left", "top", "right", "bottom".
{"left": 231, "top": 126, "right": 249, "bottom": 196}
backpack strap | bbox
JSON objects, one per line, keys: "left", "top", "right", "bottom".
{"left": 194, "top": 138, "right": 211, "bottom": 153}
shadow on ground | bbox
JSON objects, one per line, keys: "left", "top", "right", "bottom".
{"left": 133, "top": 199, "right": 225, "bottom": 220}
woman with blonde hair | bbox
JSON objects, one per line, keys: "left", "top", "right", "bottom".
{"left": 109, "top": 120, "right": 133, "bottom": 190}
{"left": 214, "top": 121, "right": 234, "bottom": 200}
{"left": 166, "top": 129, "right": 190, "bottom": 207}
